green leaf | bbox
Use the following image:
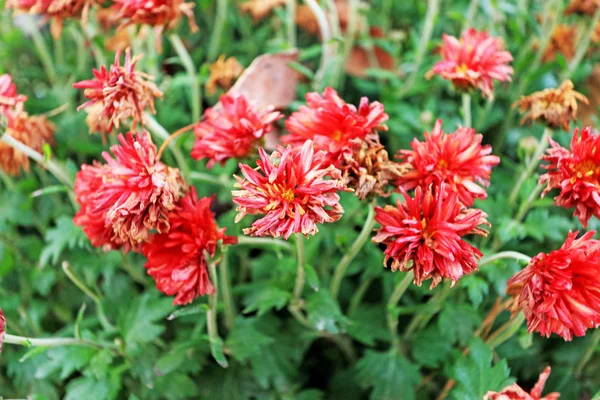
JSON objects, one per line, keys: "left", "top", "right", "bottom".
{"left": 304, "top": 264, "right": 320, "bottom": 291}
{"left": 209, "top": 334, "right": 229, "bottom": 368}
{"left": 243, "top": 285, "right": 291, "bottom": 316}
{"left": 39, "top": 215, "right": 87, "bottom": 267}
{"left": 410, "top": 326, "right": 452, "bottom": 368}
{"left": 305, "top": 290, "right": 348, "bottom": 333}
{"left": 347, "top": 304, "right": 390, "bottom": 346}
{"left": 166, "top": 303, "right": 209, "bottom": 320}
{"left": 462, "top": 275, "right": 489, "bottom": 307}
{"left": 119, "top": 293, "right": 174, "bottom": 351}
{"left": 355, "top": 350, "right": 420, "bottom": 400}
{"left": 438, "top": 303, "right": 482, "bottom": 345}
{"left": 64, "top": 375, "right": 120, "bottom": 400}
{"left": 226, "top": 317, "right": 274, "bottom": 362}
{"left": 155, "top": 372, "right": 200, "bottom": 399}
{"left": 450, "top": 338, "right": 513, "bottom": 400}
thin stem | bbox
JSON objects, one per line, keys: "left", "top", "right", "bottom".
{"left": 348, "top": 278, "right": 373, "bottom": 315}
{"left": 286, "top": 0, "right": 297, "bottom": 48}
{"left": 330, "top": 200, "right": 377, "bottom": 299}
{"left": 485, "top": 312, "right": 526, "bottom": 349}
{"left": 207, "top": 0, "right": 228, "bottom": 62}
{"left": 189, "top": 171, "right": 234, "bottom": 187}
{"left": 564, "top": 8, "right": 600, "bottom": 79}
{"left": 207, "top": 261, "right": 228, "bottom": 367}
{"left": 340, "top": 0, "right": 359, "bottom": 82}
{"left": 461, "top": 0, "right": 479, "bottom": 31}
{"left": 575, "top": 328, "right": 600, "bottom": 378}
{"left": 404, "top": 283, "right": 451, "bottom": 338}
{"left": 387, "top": 271, "right": 414, "bottom": 349}
{"left": 462, "top": 92, "right": 472, "bottom": 127}
{"left": 236, "top": 236, "right": 294, "bottom": 251}
{"left": 219, "top": 254, "right": 235, "bottom": 331}
{"left": 305, "top": 0, "right": 334, "bottom": 90}
{"left": 507, "top": 127, "right": 552, "bottom": 206}
{"left": 168, "top": 34, "right": 201, "bottom": 122}
{"left": 293, "top": 234, "right": 306, "bottom": 302}
{"left": 143, "top": 113, "right": 190, "bottom": 179}
{"left": 403, "top": 0, "right": 440, "bottom": 94}
{"left": 3, "top": 334, "right": 103, "bottom": 350}
{"left": 156, "top": 123, "right": 195, "bottom": 160}
{"left": 0, "top": 169, "right": 15, "bottom": 191}
{"left": 31, "top": 24, "right": 58, "bottom": 86}
{"left": 479, "top": 251, "right": 532, "bottom": 268}
{"left": 514, "top": 182, "right": 544, "bottom": 222}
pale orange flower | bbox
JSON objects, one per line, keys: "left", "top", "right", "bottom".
{"left": 206, "top": 55, "right": 244, "bottom": 95}
{"left": 543, "top": 25, "right": 577, "bottom": 62}
{"left": 239, "top": 0, "right": 287, "bottom": 21}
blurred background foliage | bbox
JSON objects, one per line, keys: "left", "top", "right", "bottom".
{"left": 1, "top": 0, "right": 600, "bottom": 399}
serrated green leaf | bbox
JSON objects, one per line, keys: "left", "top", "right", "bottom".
{"left": 411, "top": 326, "right": 452, "bottom": 368}
{"left": 304, "top": 264, "right": 320, "bottom": 291}
{"left": 347, "top": 304, "right": 390, "bottom": 346}
{"left": 39, "top": 215, "right": 87, "bottom": 267}
{"left": 305, "top": 290, "right": 348, "bottom": 333}
{"left": 243, "top": 285, "right": 291, "bottom": 316}
{"left": 167, "top": 303, "right": 209, "bottom": 320}
{"left": 355, "top": 350, "right": 420, "bottom": 400}
{"left": 226, "top": 317, "right": 274, "bottom": 362}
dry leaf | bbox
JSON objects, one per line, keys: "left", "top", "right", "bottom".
{"left": 345, "top": 27, "right": 396, "bottom": 77}
{"left": 227, "top": 49, "right": 300, "bottom": 110}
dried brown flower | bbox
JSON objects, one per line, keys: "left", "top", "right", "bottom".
{"left": 340, "top": 136, "right": 407, "bottom": 201}
{"left": 513, "top": 80, "right": 589, "bottom": 131}
{"left": 84, "top": 103, "right": 112, "bottom": 135}
{"left": 206, "top": 55, "right": 244, "bottom": 95}
{"left": 542, "top": 24, "right": 577, "bottom": 62}
{"left": 0, "top": 111, "right": 55, "bottom": 176}
{"left": 565, "top": 0, "right": 600, "bottom": 15}
{"left": 239, "top": 0, "right": 287, "bottom": 21}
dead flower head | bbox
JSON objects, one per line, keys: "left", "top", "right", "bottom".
{"left": 239, "top": 0, "right": 287, "bottom": 21}
{"left": 543, "top": 24, "right": 577, "bottom": 62}
{"left": 565, "top": 0, "right": 600, "bottom": 15}
{"left": 340, "top": 136, "right": 407, "bottom": 201}
{"left": 206, "top": 55, "right": 244, "bottom": 95}
{"left": 513, "top": 80, "right": 589, "bottom": 131}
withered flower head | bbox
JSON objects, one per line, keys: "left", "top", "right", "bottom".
{"left": 84, "top": 103, "right": 112, "bottom": 136}
{"left": 206, "top": 55, "right": 244, "bottom": 95}
{"left": 565, "top": 0, "right": 600, "bottom": 15}
{"left": 73, "top": 49, "right": 163, "bottom": 133}
{"left": 0, "top": 110, "right": 55, "bottom": 176}
{"left": 513, "top": 80, "right": 589, "bottom": 131}
{"left": 239, "top": 0, "right": 287, "bottom": 21}
{"left": 543, "top": 24, "right": 577, "bottom": 62}
{"left": 6, "top": 0, "right": 99, "bottom": 39}
{"left": 340, "top": 136, "right": 407, "bottom": 201}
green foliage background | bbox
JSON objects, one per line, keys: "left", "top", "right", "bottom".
{"left": 1, "top": 0, "right": 600, "bottom": 399}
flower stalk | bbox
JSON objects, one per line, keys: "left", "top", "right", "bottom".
{"left": 236, "top": 236, "right": 294, "bottom": 251}
{"left": 330, "top": 200, "right": 377, "bottom": 299}
{"left": 387, "top": 271, "right": 414, "bottom": 349}
{"left": 479, "top": 251, "right": 532, "bottom": 267}
{"left": 219, "top": 253, "right": 236, "bottom": 331}
{"left": 208, "top": 0, "right": 228, "bottom": 62}
{"left": 3, "top": 334, "right": 104, "bottom": 350}
{"left": 168, "top": 34, "right": 201, "bottom": 122}
{"left": 207, "top": 261, "right": 228, "bottom": 368}
{"left": 462, "top": 92, "right": 472, "bottom": 127}
{"left": 143, "top": 113, "right": 190, "bottom": 179}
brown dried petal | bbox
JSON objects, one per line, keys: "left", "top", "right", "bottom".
{"left": 206, "top": 55, "right": 245, "bottom": 95}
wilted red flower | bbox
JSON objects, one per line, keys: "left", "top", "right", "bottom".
{"left": 0, "top": 308, "right": 5, "bottom": 353}
{"left": 426, "top": 28, "right": 513, "bottom": 98}
{"left": 0, "top": 74, "right": 27, "bottom": 114}
{"left": 372, "top": 183, "right": 489, "bottom": 288}
{"left": 143, "top": 188, "right": 237, "bottom": 305}
{"left": 484, "top": 366, "right": 560, "bottom": 400}
{"left": 396, "top": 119, "right": 500, "bottom": 207}
{"left": 233, "top": 140, "right": 347, "bottom": 239}
{"left": 74, "top": 131, "right": 185, "bottom": 251}
{"left": 73, "top": 49, "right": 163, "bottom": 133}
{"left": 6, "top": 0, "right": 98, "bottom": 38}
{"left": 0, "top": 110, "right": 55, "bottom": 176}
{"left": 282, "top": 87, "right": 388, "bottom": 167}
{"left": 507, "top": 231, "right": 600, "bottom": 341}
{"left": 513, "top": 80, "right": 589, "bottom": 131}
{"left": 205, "top": 55, "right": 244, "bottom": 95}
{"left": 112, "top": 0, "right": 197, "bottom": 50}
{"left": 191, "top": 94, "right": 282, "bottom": 168}
{"left": 540, "top": 127, "right": 600, "bottom": 228}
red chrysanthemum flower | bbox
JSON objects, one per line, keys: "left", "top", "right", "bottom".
{"left": 507, "top": 231, "right": 600, "bottom": 341}
{"left": 74, "top": 131, "right": 185, "bottom": 252}
{"left": 112, "top": 0, "right": 197, "bottom": 50}
{"left": 0, "top": 308, "right": 5, "bottom": 353}
{"left": 484, "top": 366, "right": 560, "bottom": 400}
{"left": 142, "top": 188, "right": 237, "bottom": 305}
{"left": 540, "top": 127, "right": 600, "bottom": 228}
{"left": 6, "top": 0, "right": 98, "bottom": 39}
{"left": 191, "top": 94, "right": 282, "bottom": 168}
{"left": 372, "top": 183, "right": 489, "bottom": 288}
{"left": 426, "top": 28, "right": 514, "bottom": 98}
{"left": 73, "top": 49, "right": 163, "bottom": 133}
{"left": 233, "top": 140, "right": 347, "bottom": 239}
{"left": 396, "top": 119, "right": 500, "bottom": 207}
{"left": 281, "top": 87, "right": 388, "bottom": 167}
{"left": 0, "top": 74, "right": 27, "bottom": 114}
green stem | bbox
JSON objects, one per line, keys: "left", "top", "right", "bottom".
{"left": 485, "top": 312, "right": 526, "bottom": 349}
{"left": 208, "top": 0, "right": 228, "bottom": 61}
{"left": 404, "top": 282, "right": 451, "bottom": 338}
{"left": 575, "top": 328, "right": 600, "bottom": 378}
{"left": 462, "top": 92, "right": 472, "bottom": 127}
{"left": 508, "top": 127, "right": 552, "bottom": 206}
{"left": 219, "top": 254, "right": 235, "bottom": 331}
{"left": 403, "top": 0, "right": 440, "bottom": 95}
{"left": 143, "top": 113, "right": 190, "bottom": 179}
{"left": 0, "top": 168, "right": 15, "bottom": 191}
{"left": 3, "top": 334, "right": 104, "bottom": 350}
{"left": 348, "top": 278, "right": 373, "bottom": 315}
{"left": 387, "top": 271, "right": 414, "bottom": 349}
{"left": 514, "top": 182, "right": 544, "bottom": 222}
{"left": 564, "top": 8, "right": 600, "bottom": 79}
{"left": 236, "top": 236, "right": 294, "bottom": 251}
{"left": 330, "top": 200, "right": 377, "bottom": 299}
{"left": 168, "top": 34, "right": 201, "bottom": 122}
{"left": 340, "top": 0, "right": 359, "bottom": 82}
{"left": 479, "top": 251, "right": 532, "bottom": 268}
{"left": 305, "top": 0, "right": 335, "bottom": 90}
{"left": 31, "top": 24, "right": 58, "bottom": 86}
{"left": 461, "top": 0, "right": 479, "bottom": 31}
{"left": 207, "top": 261, "right": 228, "bottom": 368}
{"left": 189, "top": 171, "right": 234, "bottom": 187}
{"left": 293, "top": 234, "right": 306, "bottom": 302}
{"left": 286, "top": 0, "right": 297, "bottom": 48}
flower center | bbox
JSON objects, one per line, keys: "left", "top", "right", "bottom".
{"left": 438, "top": 159, "right": 448, "bottom": 168}
{"left": 572, "top": 159, "right": 600, "bottom": 183}
{"left": 456, "top": 63, "right": 469, "bottom": 74}
{"left": 332, "top": 130, "right": 343, "bottom": 141}
{"left": 281, "top": 187, "right": 295, "bottom": 202}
